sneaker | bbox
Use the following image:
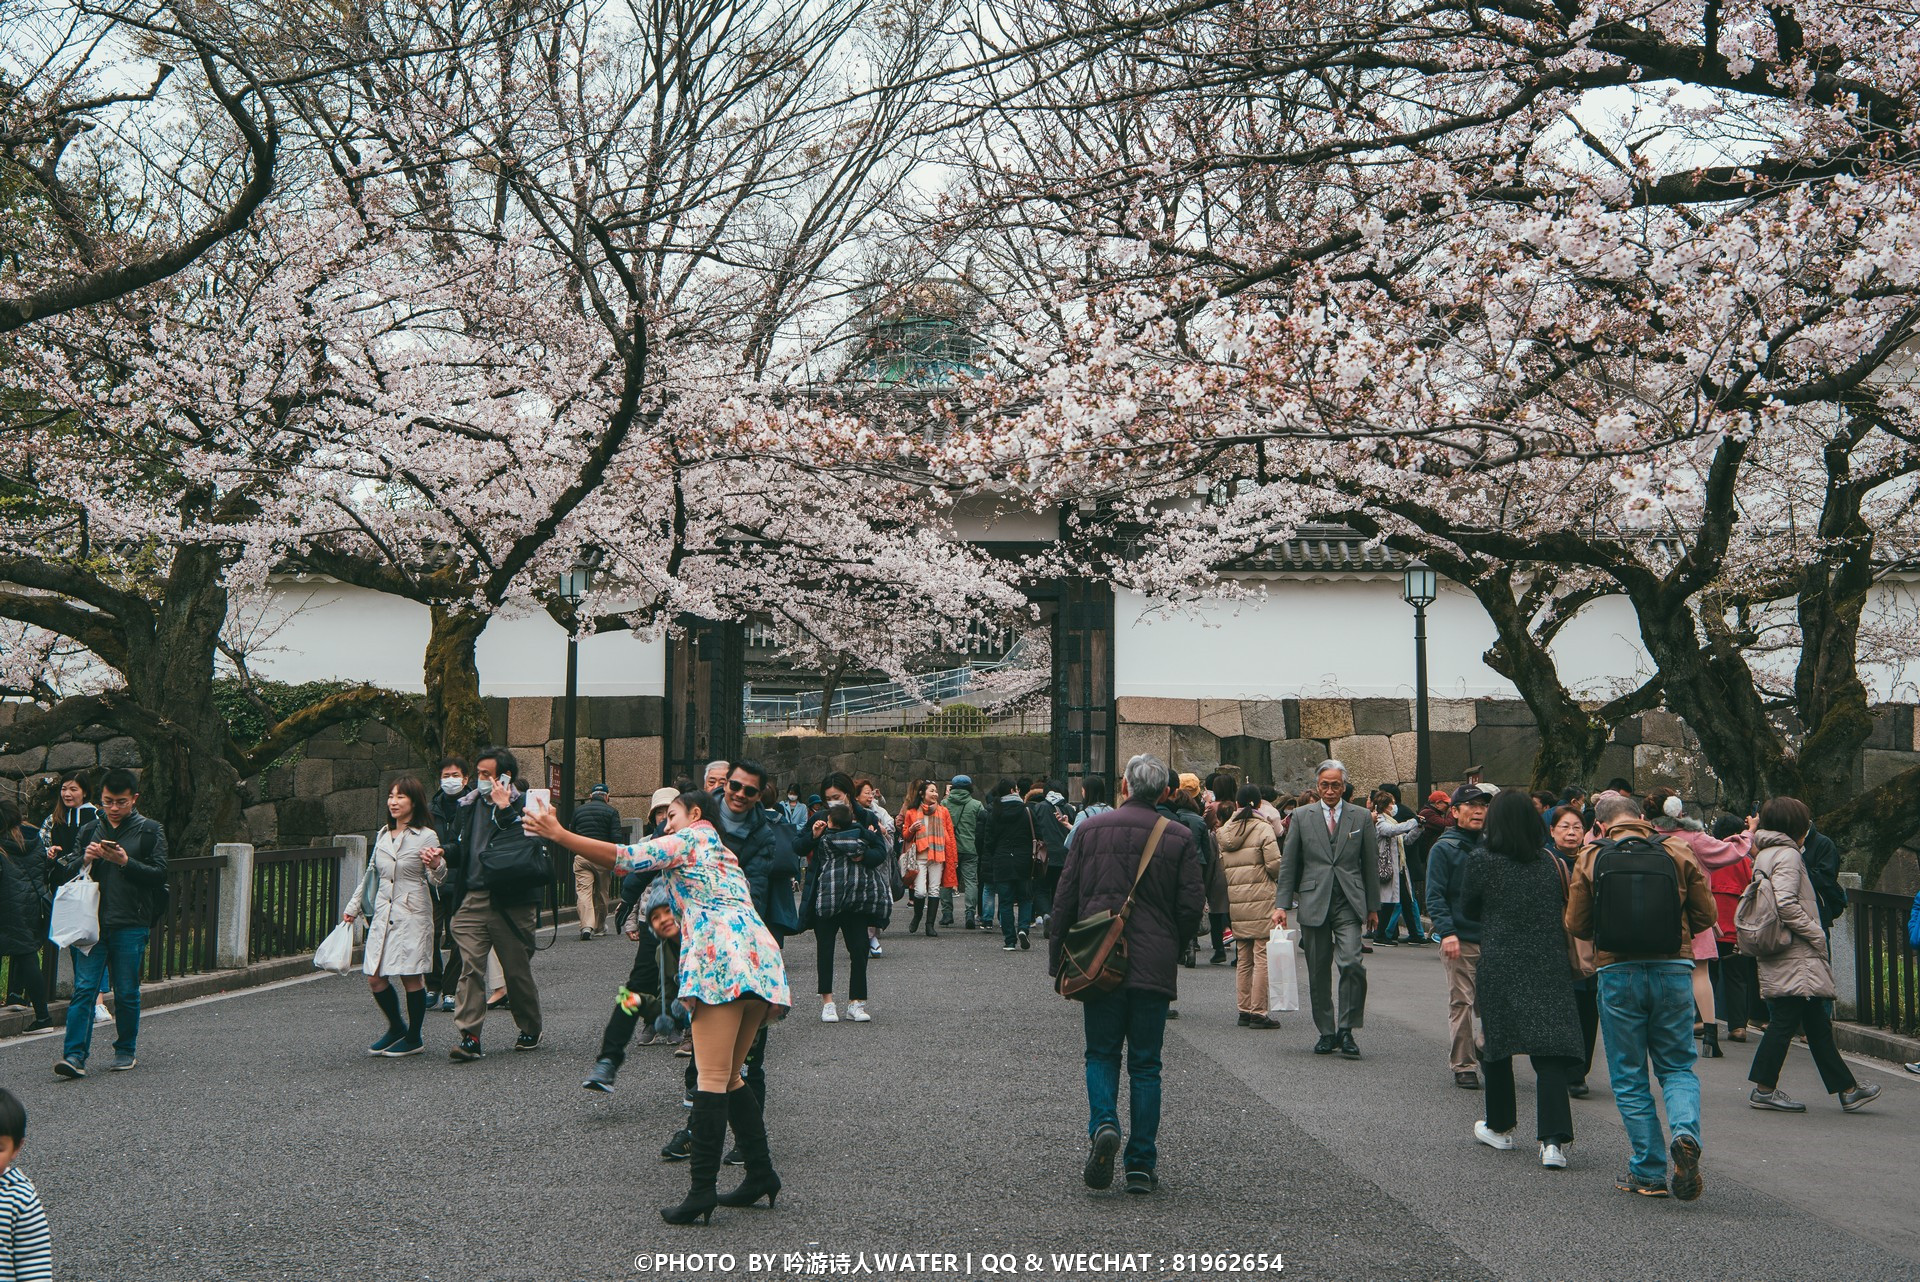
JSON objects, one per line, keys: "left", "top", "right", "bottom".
{"left": 439, "top": 995, "right": 456, "bottom": 1012}
{"left": 723, "top": 1145, "right": 745, "bottom": 1167}
{"left": 1904, "top": 1061, "right": 1920, "bottom": 1075}
{"left": 449, "top": 1033, "right": 483, "bottom": 1061}
{"left": 846, "top": 1000, "right": 871, "bottom": 1022}
{"left": 1840, "top": 1083, "right": 1881, "bottom": 1112}
{"left": 868, "top": 939, "right": 883, "bottom": 957}
{"left": 681, "top": 1096, "right": 694, "bottom": 1109}
{"left": 583, "top": 1058, "right": 619, "bottom": 1093}
{"left": 513, "top": 1031, "right": 541, "bottom": 1052}
{"left": 661, "top": 1128, "right": 693, "bottom": 1161}
{"left": 382, "top": 1033, "right": 425, "bottom": 1057}
{"left": 1018, "top": 928, "right": 1031, "bottom": 950}
{"left": 1002, "top": 944, "right": 1018, "bottom": 951}
{"left": 1749, "top": 1086, "right": 1805, "bottom": 1112}
{"left": 673, "top": 1034, "right": 694, "bottom": 1056}
{"left": 1123, "top": 1169, "right": 1158, "bottom": 1195}
{"left": 1473, "top": 1121, "right": 1515, "bottom": 1151}
{"left": 25, "top": 1016, "right": 52, "bottom": 1031}
{"left": 1540, "top": 1143, "right": 1569, "bottom": 1170}
{"left": 53, "top": 1058, "right": 85, "bottom": 1080}
{"left": 369, "top": 1028, "right": 406, "bottom": 1056}
{"left": 110, "top": 1052, "right": 136, "bottom": 1071}
{"left": 1615, "top": 1172, "right": 1669, "bottom": 1197}
{"left": 1083, "top": 1124, "right": 1122, "bottom": 1190}
{"left": 635, "top": 1025, "right": 659, "bottom": 1047}
{"left": 821, "top": 1002, "right": 839, "bottom": 1023}
{"left": 1668, "top": 1135, "right": 1702, "bottom": 1202}
{"left": 580, "top": 929, "right": 594, "bottom": 942}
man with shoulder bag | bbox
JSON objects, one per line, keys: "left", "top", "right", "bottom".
{"left": 444, "top": 747, "right": 546, "bottom": 1062}
{"left": 1048, "top": 754, "right": 1203, "bottom": 1196}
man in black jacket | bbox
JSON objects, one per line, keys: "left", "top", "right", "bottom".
{"left": 1424, "top": 785, "right": 1490, "bottom": 1088}
{"left": 51, "top": 768, "right": 168, "bottom": 1078}
{"left": 570, "top": 783, "right": 624, "bottom": 940}
{"left": 707, "top": 760, "right": 800, "bottom": 1112}
{"left": 425, "top": 755, "right": 470, "bottom": 1008}
{"left": 444, "top": 747, "right": 542, "bottom": 1061}
{"left": 1049, "top": 753, "right": 1203, "bottom": 1195}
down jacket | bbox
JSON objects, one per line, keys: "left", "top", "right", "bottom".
{"left": 1749, "top": 830, "right": 1837, "bottom": 1001}
{"left": 1216, "top": 814, "right": 1281, "bottom": 943}
{"left": 1047, "top": 795, "right": 1205, "bottom": 999}
{"left": 344, "top": 825, "right": 446, "bottom": 977}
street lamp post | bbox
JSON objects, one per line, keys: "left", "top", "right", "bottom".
{"left": 557, "top": 552, "right": 597, "bottom": 824}
{"left": 1403, "top": 561, "right": 1438, "bottom": 804}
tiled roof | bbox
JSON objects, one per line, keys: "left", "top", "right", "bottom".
{"left": 1229, "top": 525, "right": 1410, "bottom": 573}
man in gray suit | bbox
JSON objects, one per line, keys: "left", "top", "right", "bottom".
{"left": 1271, "top": 760, "right": 1380, "bottom": 1058}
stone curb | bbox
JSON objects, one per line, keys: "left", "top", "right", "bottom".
{"left": 1835, "top": 1020, "right": 1920, "bottom": 1068}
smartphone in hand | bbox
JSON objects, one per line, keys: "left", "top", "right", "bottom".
{"left": 525, "top": 788, "right": 553, "bottom": 815}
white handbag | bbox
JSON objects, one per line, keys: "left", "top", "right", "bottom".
{"left": 1266, "top": 928, "right": 1301, "bottom": 1013}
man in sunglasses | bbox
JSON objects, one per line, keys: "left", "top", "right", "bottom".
{"left": 707, "top": 761, "right": 801, "bottom": 1120}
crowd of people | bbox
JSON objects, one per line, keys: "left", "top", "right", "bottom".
{"left": 0, "top": 746, "right": 1905, "bottom": 1237}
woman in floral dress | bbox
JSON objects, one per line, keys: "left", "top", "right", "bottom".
{"left": 529, "top": 789, "right": 789, "bottom": 1225}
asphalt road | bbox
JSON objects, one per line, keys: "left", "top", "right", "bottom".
{"left": 3, "top": 920, "right": 1915, "bottom": 1282}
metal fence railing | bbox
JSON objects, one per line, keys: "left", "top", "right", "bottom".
{"left": 148, "top": 854, "right": 226, "bottom": 981}
{"left": 251, "top": 847, "right": 343, "bottom": 963}
{"left": 1849, "top": 888, "right": 1920, "bottom": 1036}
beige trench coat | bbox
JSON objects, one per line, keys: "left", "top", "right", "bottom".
{"left": 344, "top": 825, "right": 446, "bottom": 977}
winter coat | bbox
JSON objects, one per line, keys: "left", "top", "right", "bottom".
{"left": 1708, "top": 854, "right": 1754, "bottom": 944}
{"left": 898, "top": 805, "right": 960, "bottom": 890}
{"left": 571, "top": 798, "right": 625, "bottom": 845}
{"left": 1047, "top": 796, "right": 1205, "bottom": 999}
{"left": 38, "top": 803, "right": 97, "bottom": 862}
{"left": 0, "top": 829, "right": 50, "bottom": 956}
{"left": 1374, "top": 812, "right": 1421, "bottom": 904}
{"left": 1216, "top": 814, "right": 1281, "bottom": 942}
{"left": 344, "top": 825, "right": 446, "bottom": 977}
{"left": 52, "top": 811, "right": 169, "bottom": 931}
{"left": 1423, "top": 826, "right": 1485, "bottom": 944}
{"left": 445, "top": 785, "right": 530, "bottom": 905}
{"left": 1032, "top": 795, "right": 1073, "bottom": 869}
{"left": 1800, "top": 826, "right": 1849, "bottom": 927}
{"left": 945, "top": 787, "right": 986, "bottom": 857}
{"left": 712, "top": 800, "right": 802, "bottom": 938}
{"left": 978, "top": 795, "right": 1040, "bottom": 884}
{"left": 1750, "top": 830, "right": 1837, "bottom": 1000}
{"left": 1462, "top": 849, "right": 1584, "bottom": 1062}
{"left": 796, "top": 804, "right": 889, "bottom": 927}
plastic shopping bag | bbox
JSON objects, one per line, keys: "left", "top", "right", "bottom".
{"left": 313, "top": 921, "right": 356, "bottom": 974}
{"left": 1266, "top": 929, "right": 1300, "bottom": 1013}
{"left": 49, "top": 868, "right": 101, "bottom": 953}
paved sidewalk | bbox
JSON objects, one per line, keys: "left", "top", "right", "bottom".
{"left": 2, "top": 924, "right": 1913, "bottom": 1281}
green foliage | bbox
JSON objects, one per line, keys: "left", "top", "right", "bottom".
{"left": 921, "top": 702, "right": 990, "bottom": 735}
{"left": 211, "top": 676, "right": 358, "bottom": 763}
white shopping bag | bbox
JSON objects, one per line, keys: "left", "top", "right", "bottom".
{"left": 313, "top": 921, "right": 356, "bottom": 974}
{"left": 49, "top": 868, "right": 101, "bottom": 953}
{"left": 1266, "top": 929, "right": 1300, "bottom": 1013}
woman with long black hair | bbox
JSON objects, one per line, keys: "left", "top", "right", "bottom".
{"left": 1462, "top": 790, "right": 1585, "bottom": 1170}
{"left": 529, "top": 789, "right": 791, "bottom": 1224}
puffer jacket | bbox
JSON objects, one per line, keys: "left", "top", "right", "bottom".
{"left": 978, "top": 795, "right": 1039, "bottom": 883}
{"left": 1216, "top": 813, "right": 1281, "bottom": 942}
{"left": 1047, "top": 796, "right": 1204, "bottom": 999}
{"left": 1750, "top": 830, "right": 1836, "bottom": 1000}
{"left": 0, "top": 829, "right": 51, "bottom": 956}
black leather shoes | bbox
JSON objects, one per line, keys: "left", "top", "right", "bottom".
{"left": 1337, "top": 1030, "right": 1361, "bottom": 1059}
{"left": 1312, "top": 1034, "right": 1338, "bottom": 1055}
{"left": 1455, "top": 1070, "right": 1481, "bottom": 1090}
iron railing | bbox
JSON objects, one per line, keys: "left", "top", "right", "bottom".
{"left": 1850, "top": 888, "right": 1920, "bottom": 1036}
{"left": 251, "top": 847, "right": 343, "bottom": 963}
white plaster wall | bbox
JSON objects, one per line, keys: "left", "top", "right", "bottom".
{"left": 1115, "top": 578, "right": 1650, "bottom": 700}
{"left": 245, "top": 580, "right": 665, "bottom": 697}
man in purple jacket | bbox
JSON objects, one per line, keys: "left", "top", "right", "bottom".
{"left": 1049, "top": 753, "right": 1205, "bottom": 1195}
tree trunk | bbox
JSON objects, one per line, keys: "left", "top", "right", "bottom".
{"left": 815, "top": 661, "right": 847, "bottom": 735}
{"left": 423, "top": 605, "right": 492, "bottom": 761}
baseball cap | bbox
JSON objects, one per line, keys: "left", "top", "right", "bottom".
{"left": 589, "top": 782, "right": 611, "bottom": 798}
{"left": 1427, "top": 790, "right": 1451, "bottom": 807}
{"left": 951, "top": 774, "right": 973, "bottom": 789}
{"left": 1451, "top": 784, "right": 1493, "bottom": 805}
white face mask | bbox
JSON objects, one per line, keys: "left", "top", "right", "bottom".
{"left": 441, "top": 777, "right": 465, "bottom": 796}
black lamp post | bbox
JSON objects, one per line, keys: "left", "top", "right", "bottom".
{"left": 1402, "top": 561, "right": 1438, "bottom": 803}
{"left": 557, "top": 552, "right": 596, "bottom": 823}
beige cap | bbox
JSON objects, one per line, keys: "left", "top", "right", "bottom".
{"left": 649, "top": 786, "right": 680, "bottom": 812}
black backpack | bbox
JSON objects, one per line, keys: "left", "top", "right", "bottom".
{"left": 1591, "top": 835, "right": 1683, "bottom": 955}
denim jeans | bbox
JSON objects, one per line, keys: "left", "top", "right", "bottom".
{"left": 1082, "top": 986, "right": 1170, "bottom": 1173}
{"left": 987, "top": 880, "right": 1031, "bottom": 945}
{"left": 65, "top": 926, "right": 150, "bottom": 1064}
{"left": 1596, "top": 961, "right": 1700, "bottom": 1184}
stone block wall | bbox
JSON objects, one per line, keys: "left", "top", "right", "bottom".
{"left": 744, "top": 733, "right": 1052, "bottom": 808}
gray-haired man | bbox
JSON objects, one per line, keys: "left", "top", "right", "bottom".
{"left": 1272, "top": 760, "right": 1380, "bottom": 1058}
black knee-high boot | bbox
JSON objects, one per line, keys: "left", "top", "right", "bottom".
{"left": 924, "top": 898, "right": 937, "bottom": 936}
{"left": 662, "top": 1090, "right": 727, "bottom": 1224}
{"left": 716, "top": 1084, "right": 781, "bottom": 1208}
{"left": 909, "top": 897, "right": 925, "bottom": 931}
{"left": 369, "top": 985, "right": 405, "bottom": 1053}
